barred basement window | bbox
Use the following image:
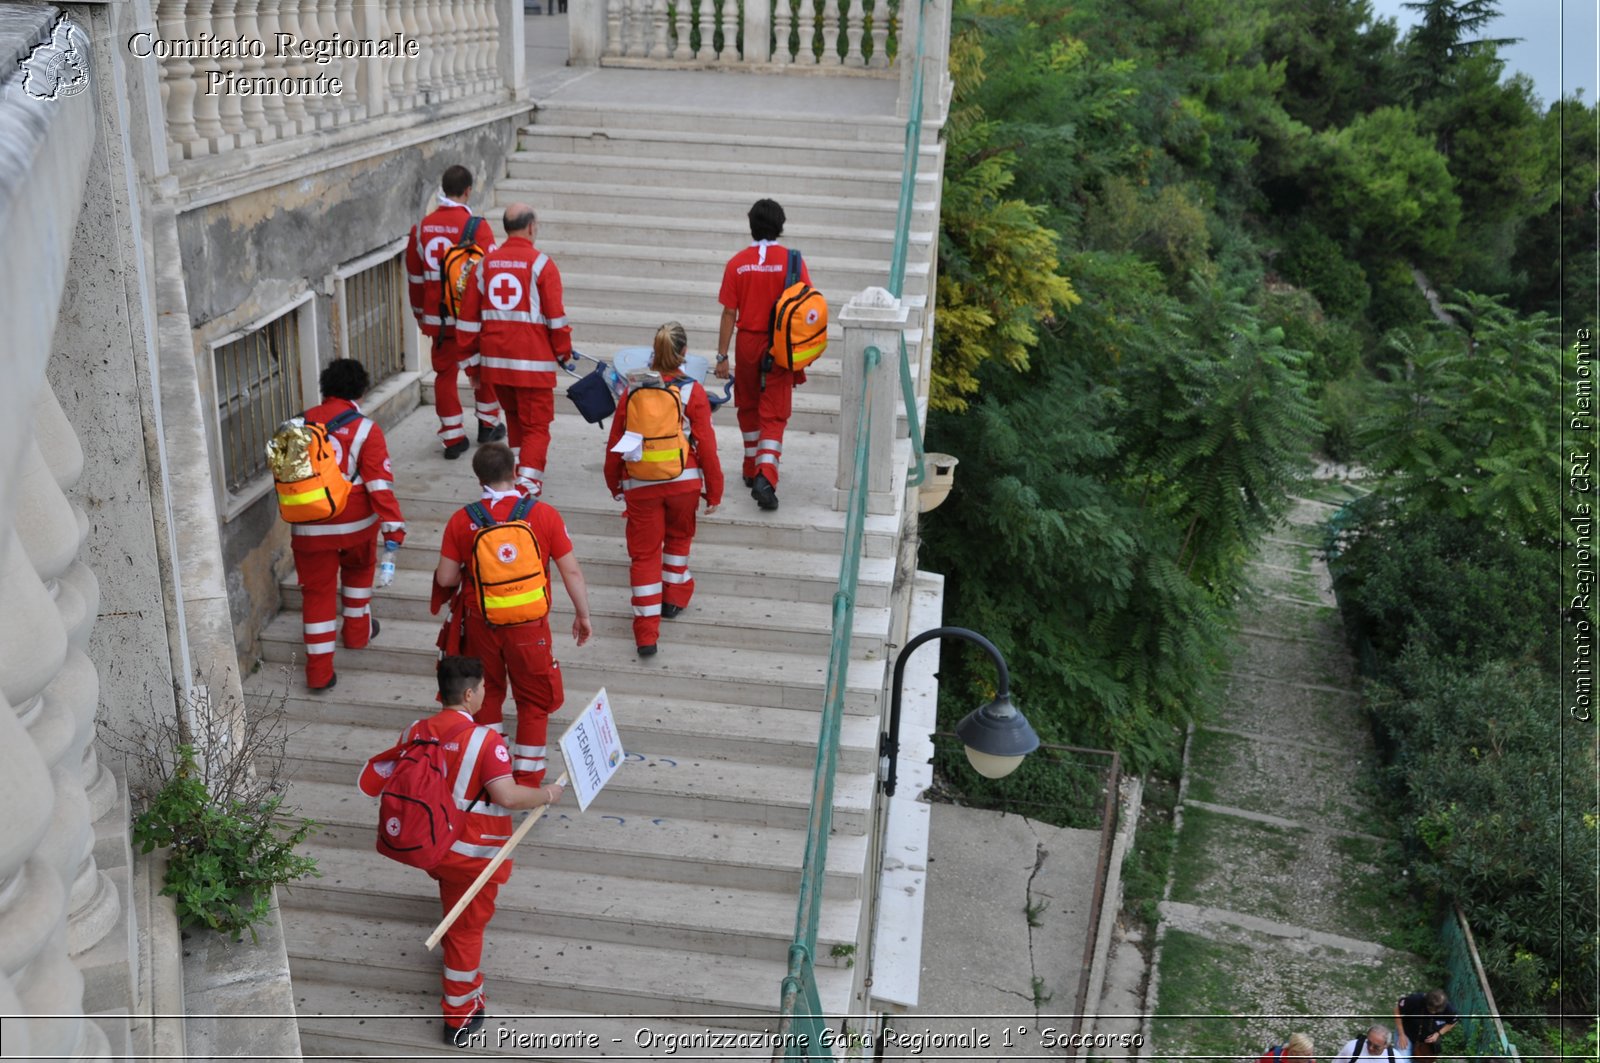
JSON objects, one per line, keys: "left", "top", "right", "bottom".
{"left": 215, "top": 308, "right": 304, "bottom": 495}
{"left": 340, "top": 249, "right": 407, "bottom": 387}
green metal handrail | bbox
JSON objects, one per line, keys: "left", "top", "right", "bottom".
{"left": 774, "top": 344, "right": 881, "bottom": 1058}
{"left": 892, "top": 0, "right": 930, "bottom": 489}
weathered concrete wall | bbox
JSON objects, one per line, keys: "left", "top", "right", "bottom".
{"left": 174, "top": 116, "right": 522, "bottom": 663}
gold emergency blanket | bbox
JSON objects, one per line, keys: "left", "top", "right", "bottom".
{"left": 267, "top": 420, "right": 316, "bottom": 482}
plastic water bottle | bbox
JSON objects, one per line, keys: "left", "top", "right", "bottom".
{"left": 376, "top": 540, "right": 399, "bottom": 588}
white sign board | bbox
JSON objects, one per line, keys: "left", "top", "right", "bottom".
{"left": 558, "top": 688, "right": 625, "bottom": 812}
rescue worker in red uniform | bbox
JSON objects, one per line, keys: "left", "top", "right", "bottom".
{"left": 433, "top": 442, "right": 592, "bottom": 786}
{"left": 455, "top": 202, "right": 573, "bottom": 496}
{"left": 359, "top": 656, "right": 565, "bottom": 1046}
{"left": 407, "top": 164, "right": 504, "bottom": 458}
{"left": 291, "top": 359, "right": 406, "bottom": 692}
{"left": 715, "top": 198, "right": 811, "bottom": 512}
{"left": 604, "top": 322, "right": 724, "bottom": 656}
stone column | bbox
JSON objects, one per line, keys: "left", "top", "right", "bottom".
{"left": 836, "top": 287, "right": 906, "bottom": 516}
{"left": 494, "top": 0, "right": 526, "bottom": 98}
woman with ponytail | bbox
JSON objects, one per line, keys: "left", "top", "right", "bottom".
{"left": 603, "top": 322, "right": 724, "bottom": 656}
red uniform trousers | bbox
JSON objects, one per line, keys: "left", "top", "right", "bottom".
{"left": 496, "top": 385, "right": 556, "bottom": 494}
{"left": 291, "top": 536, "right": 376, "bottom": 688}
{"left": 431, "top": 857, "right": 511, "bottom": 1026}
{"left": 625, "top": 488, "right": 699, "bottom": 646}
{"left": 432, "top": 336, "right": 501, "bottom": 447}
{"left": 463, "top": 612, "right": 564, "bottom": 786}
{"left": 733, "top": 329, "right": 793, "bottom": 486}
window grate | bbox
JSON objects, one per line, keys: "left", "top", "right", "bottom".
{"left": 216, "top": 310, "right": 303, "bottom": 495}
{"left": 343, "top": 252, "right": 406, "bottom": 387}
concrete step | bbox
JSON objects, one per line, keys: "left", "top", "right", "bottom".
{"left": 505, "top": 151, "right": 938, "bottom": 200}
{"left": 286, "top": 778, "right": 871, "bottom": 898}
{"left": 517, "top": 123, "right": 939, "bottom": 172}
{"left": 557, "top": 269, "right": 928, "bottom": 325}
{"left": 259, "top": 615, "right": 889, "bottom": 714}
{"left": 523, "top": 209, "right": 930, "bottom": 262}
{"left": 490, "top": 236, "right": 930, "bottom": 297}
{"left": 498, "top": 178, "right": 938, "bottom": 228}
{"left": 291, "top": 845, "right": 860, "bottom": 966}
{"left": 293, "top": 980, "right": 783, "bottom": 1059}
{"left": 285, "top": 720, "right": 875, "bottom": 834}
{"left": 283, "top": 907, "right": 853, "bottom": 1025}
{"left": 257, "top": 668, "right": 877, "bottom": 772}
{"left": 291, "top": 569, "right": 891, "bottom": 657}
{"left": 526, "top": 99, "right": 940, "bottom": 145}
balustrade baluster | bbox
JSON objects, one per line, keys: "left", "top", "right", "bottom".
{"left": 272, "top": 0, "right": 315, "bottom": 132}
{"left": 418, "top": 0, "right": 442, "bottom": 97}
{"left": 252, "top": 0, "right": 294, "bottom": 134}
{"left": 844, "top": 0, "right": 864, "bottom": 65}
{"left": 335, "top": 0, "right": 366, "bottom": 119}
{"left": 606, "top": 0, "right": 625, "bottom": 57}
{"left": 154, "top": 0, "right": 201, "bottom": 157}
{"left": 186, "top": 0, "right": 229, "bottom": 150}
{"left": 650, "top": 0, "right": 670, "bottom": 58}
{"left": 695, "top": 0, "right": 715, "bottom": 60}
{"left": 476, "top": 0, "right": 497, "bottom": 94}
{"left": 394, "top": 0, "right": 420, "bottom": 108}
{"left": 209, "top": 0, "right": 249, "bottom": 146}
{"left": 869, "top": 0, "right": 888, "bottom": 68}
{"left": 820, "top": 0, "right": 840, "bottom": 64}
{"left": 233, "top": 0, "right": 273, "bottom": 140}
{"left": 796, "top": 0, "right": 817, "bottom": 64}
{"left": 772, "top": 0, "right": 793, "bottom": 64}
{"left": 717, "top": 0, "right": 737, "bottom": 60}
{"left": 673, "top": 0, "right": 693, "bottom": 60}
{"left": 630, "top": 0, "right": 651, "bottom": 58}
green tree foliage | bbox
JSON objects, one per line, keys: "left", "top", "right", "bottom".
{"left": 1357, "top": 293, "right": 1565, "bottom": 545}
{"left": 933, "top": 17, "right": 1079, "bottom": 410}
{"left": 1511, "top": 97, "right": 1600, "bottom": 332}
{"left": 1263, "top": 0, "right": 1401, "bottom": 131}
{"left": 1314, "top": 106, "right": 1462, "bottom": 268}
{"left": 1399, "top": 0, "right": 1517, "bottom": 104}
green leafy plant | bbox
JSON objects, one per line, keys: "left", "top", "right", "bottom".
{"left": 109, "top": 674, "right": 319, "bottom": 943}
{"left": 1024, "top": 896, "right": 1049, "bottom": 927}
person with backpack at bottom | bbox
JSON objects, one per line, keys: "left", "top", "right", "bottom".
{"left": 1394, "top": 988, "right": 1457, "bottom": 1057}
{"left": 358, "top": 656, "right": 565, "bottom": 1046}
{"left": 289, "top": 359, "right": 406, "bottom": 693}
{"left": 406, "top": 164, "right": 504, "bottom": 458}
{"left": 1258, "top": 1032, "right": 1316, "bottom": 1061}
{"left": 714, "top": 198, "right": 813, "bottom": 512}
{"left": 433, "top": 442, "right": 592, "bottom": 786}
{"left": 603, "top": 322, "right": 724, "bottom": 657}
{"left": 455, "top": 202, "right": 573, "bottom": 496}
{"left": 1332, "top": 1025, "right": 1399, "bottom": 1062}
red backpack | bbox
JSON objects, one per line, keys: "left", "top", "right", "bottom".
{"left": 367, "top": 718, "right": 482, "bottom": 870}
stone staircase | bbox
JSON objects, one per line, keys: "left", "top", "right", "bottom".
{"left": 253, "top": 88, "right": 941, "bottom": 1057}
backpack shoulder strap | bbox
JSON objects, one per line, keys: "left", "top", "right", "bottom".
{"left": 509, "top": 494, "right": 538, "bottom": 523}
{"left": 465, "top": 501, "right": 495, "bottom": 529}
{"left": 323, "top": 407, "right": 362, "bottom": 433}
{"left": 785, "top": 247, "right": 802, "bottom": 288}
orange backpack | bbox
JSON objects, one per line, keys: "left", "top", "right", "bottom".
{"left": 466, "top": 496, "right": 549, "bottom": 626}
{"left": 768, "top": 249, "right": 828, "bottom": 372}
{"left": 623, "top": 379, "right": 691, "bottom": 482}
{"left": 440, "top": 216, "right": 489, "bottom": 332}
{"left": 269, "top": 408, "right": 360, "bottom": 523}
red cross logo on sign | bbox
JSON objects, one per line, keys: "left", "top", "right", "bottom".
{"left": 497, "top": 543, "right": 518, "bottom": 563}
{"left": 385, "top": 816, "right": 401, "bottom": 837}
{"left": 489, "top": 273, "right": 523, "bottom": 311}
{"left": 424, "top": 236, "right": 451, "bottom": 271}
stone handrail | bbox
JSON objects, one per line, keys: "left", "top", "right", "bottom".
{"left": 579, "top": 0, "right": 897, "bottom": 69}
{"left": 146, "top": 0, "right": 521, "bottom": 164}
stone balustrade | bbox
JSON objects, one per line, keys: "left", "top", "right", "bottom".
{"left": 599, "top": 0, "right": 897, "bottom": 69}
{"left": 147, "top": 0, "right": 518, "bottom": 163}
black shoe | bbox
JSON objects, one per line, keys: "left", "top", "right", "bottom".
{"left": 636, "top": 643, "right": 658, "bottom": 657}
{"left": 661, "top": 604, "right": 683, "bottom": 619}
{"left": 477, "top": 422, "right": 506, "bottom": 444}
{"left": 443, "top": 1005, "right": 486, "bottom": 1047}
{"left": 310, "top": 673, "right": 337, "bottom": 694}
{"left": 743, "top": 476, "right": 755, "bottom": 489}
{"left": 443, "top": 439, "right": 470, "bottom": 460}
{"left": 368, "top": 618, "right": 380, "bottom": 641}
{"left": 752, "top": 474, "right": 779, "bottom": 511}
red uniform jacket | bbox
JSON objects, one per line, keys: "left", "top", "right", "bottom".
{"left": 603, "top": 375, "right": 724, "bottom": 506}
{"left": 358, "top": 708, "right": 515, "bottom": 870}
{"left": 290, "top": 398, "right": 406, "bottom": 550}
{"left": 406, "top": 201, "right": 494, "bottom": 339}
{"left": 456, "top": 235, "right": 573, "bottom": 389}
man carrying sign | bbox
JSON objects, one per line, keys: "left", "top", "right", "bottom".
{"left": 358, "top": 656, "right": 564, "bottom": 1046}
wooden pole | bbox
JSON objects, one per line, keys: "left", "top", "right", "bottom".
{"left": 424, "top": 772, "right": 569, "bottom": 950}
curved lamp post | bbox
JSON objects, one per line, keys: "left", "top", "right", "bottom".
{"left": 880, "top": 626, "right": 1040, "bottom": 797}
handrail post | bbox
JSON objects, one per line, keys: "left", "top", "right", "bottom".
{"left": 836, "top": 288, "right": 908, "bottom": 514}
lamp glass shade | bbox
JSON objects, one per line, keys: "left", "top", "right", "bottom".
{"left": 964, "top": 747, "right": 1026, "bottom": 780}
{"left": 953, "top": 694, "right": 1040, "bottom": 778}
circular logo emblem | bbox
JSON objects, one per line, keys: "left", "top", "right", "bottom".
{"left": 488, "top": 272, "right": 525, "bottom": 311}
{"left": 424, "top": 235, "right": 452, "bottom": 271}
{"left": 497, "top": 543, "right": 518, "bottom": 563}
{"left": 384, "top": 816, "right": 402, "bottom": 837}
{"left": 495, "top": 745, "right": 510, "bottom": 762}
{"left": 805, "top": 309, "right": 820, "bottom": 325}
